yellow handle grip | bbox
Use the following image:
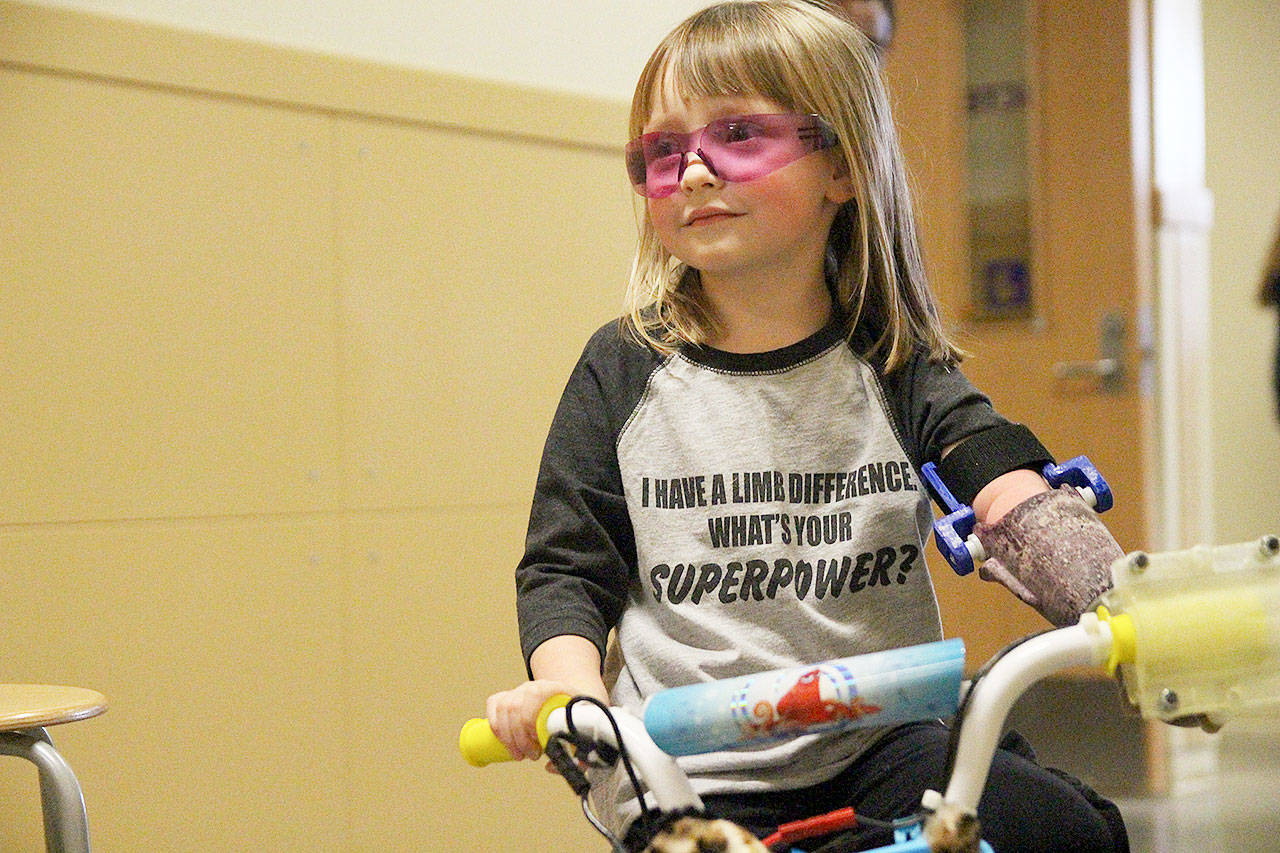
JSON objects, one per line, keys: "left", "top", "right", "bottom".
{"left": 459, "top": 694, "right": 572, "bottom": 767}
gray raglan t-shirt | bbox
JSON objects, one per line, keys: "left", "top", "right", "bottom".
{"left": 516, "top": 318, "right": 1009, "bottom": 807}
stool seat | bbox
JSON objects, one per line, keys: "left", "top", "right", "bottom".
{"left": 0, "top": 685, "right": 107, "bottom": 730}
{"left": 0, "top": 684, "right": 106, "bottom": 853}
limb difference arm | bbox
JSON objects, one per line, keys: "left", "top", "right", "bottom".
{"left": 945, "top": 432, "right": 1122, "bottom": 628}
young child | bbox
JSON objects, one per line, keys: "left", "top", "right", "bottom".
{"left": 487, "top": 2, "right": 1127, "bottom": 850}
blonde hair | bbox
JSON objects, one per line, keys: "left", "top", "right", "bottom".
{"left": 622, "top": 0, "right": 962, "bottom": 371}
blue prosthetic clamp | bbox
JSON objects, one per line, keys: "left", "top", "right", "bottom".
{"left": 1042, "top": 456, "right": 1113, "bottom": 513}
{"left": 921, "top": 456, "right": 1112, "bottom": 577}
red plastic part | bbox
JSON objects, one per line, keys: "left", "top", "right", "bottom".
{"left": 760, "top": 806, "right": 860, "bottom": 849}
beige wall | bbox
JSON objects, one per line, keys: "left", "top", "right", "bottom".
{"left": 1203, "top": 0, "right": 1280, "bottom": 541}
{"left": 1, "top": 2, "right": 631, "bottom": 848}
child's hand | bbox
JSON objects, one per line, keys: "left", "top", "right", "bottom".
{"left": 485, "top": 680, "right": 577, "bottom": 761}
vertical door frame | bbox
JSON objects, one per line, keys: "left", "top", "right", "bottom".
{"left": 1134, "top": 0, "right": 1215, "bottom": 550}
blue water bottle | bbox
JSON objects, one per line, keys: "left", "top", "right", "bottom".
{"left": 642, "top": 639, "right": 965, "bottom": 757}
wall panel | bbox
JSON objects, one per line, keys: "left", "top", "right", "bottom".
{"left": 0, "top": 519, "right": 348, "bottom": 850}
{"left": 341, "top": 508, "right": 602, "bottom": 849}
{"left": 335, "top": 117, "right": 634, "bottom": 511}
{"left": 0, "top": 67, "right": 342, "bottom": 524}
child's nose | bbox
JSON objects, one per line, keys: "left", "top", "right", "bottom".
{"left": 679, "top": 151, "right": 721, "bottom": 193}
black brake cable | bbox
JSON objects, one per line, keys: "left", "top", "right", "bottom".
{"left": 562, "top": 695, "right": 657, "bottom": 848}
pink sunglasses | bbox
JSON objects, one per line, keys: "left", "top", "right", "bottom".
{"left": 625, "top": 113, "right": 839, "bottom": 199}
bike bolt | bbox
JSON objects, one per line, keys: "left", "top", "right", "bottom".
{"left": 1159, "top": 688, "right": 1179, "bottom": 713}
{"left": 1127, "top": 551, "right": 1149, "bottom": 573}
{"left": 1260, "top": 535, "right": 1280, "bottom": 557}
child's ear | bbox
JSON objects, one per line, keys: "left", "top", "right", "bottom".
{"left": 826, "top": 154, "right": 856, "bottom": 204}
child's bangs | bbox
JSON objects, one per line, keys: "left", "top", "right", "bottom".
{"left": 665, "top": 32, "right": 801, "bottom": 112}
{"left": 632, "top": 7, "right": 813, "bottom": 133}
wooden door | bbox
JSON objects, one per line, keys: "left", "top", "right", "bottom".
{"left": 888, "top": 0, "right": 1148, "bottom": 665}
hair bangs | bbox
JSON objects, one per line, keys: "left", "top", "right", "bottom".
{"left": 630, "top": 3, "right": 817, "bottom": 136}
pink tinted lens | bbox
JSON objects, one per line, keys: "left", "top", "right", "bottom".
{"left": 625, "top": 131, "right": 694, "bottom": 198}
{"left": 701, "top": 115, "right": 831, "bottom": 182}
{"left": 625, "top": 114, "right": 836, "bottom": 198}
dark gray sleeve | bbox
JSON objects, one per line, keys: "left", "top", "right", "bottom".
{"left": 878, "top": 347, "right": 1008, "bottom": 469}
{"left": 515, "top": 323, "right": 658, "bottom": 676}
{"left": 878, "top": 348, "right": 1055, "bottom": 507}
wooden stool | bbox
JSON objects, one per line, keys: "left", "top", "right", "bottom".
{"left": 0, "top": 685, "right": 107, "bottom": 853}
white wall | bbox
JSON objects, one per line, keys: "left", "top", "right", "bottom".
{"left": 1203, "top": 0, "right": 1280, "bottom": 540}
{"left": 25, "top": 0, "right": 710, "bottom": 100}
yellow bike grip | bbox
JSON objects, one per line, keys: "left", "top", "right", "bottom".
{"left": 459, "top": 694, "right": 571, "bottom": 767}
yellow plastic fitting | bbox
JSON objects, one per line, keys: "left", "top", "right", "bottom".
{"left": 459, "top": 717, "right": 515, "bottom": 767}
{"left": 535, "top": 693, "right": 572, "bottom": 747}
{"left": 1097, "top": 606, "right": 1136, "bottom": 675}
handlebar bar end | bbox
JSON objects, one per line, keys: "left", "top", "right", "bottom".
{"left": 459, "top": 717, "right": 515, "bottom": 767}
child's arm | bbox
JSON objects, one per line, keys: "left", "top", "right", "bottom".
{"left": 967, "top": 463, "right": 1122, "bottom": 628}
{"left": 486, "top": 635, "right": 610, "bottom": 761}
{"left": 971, "top": 467, "right": 1049, "bottom": 524}
{"left": 496, "top": 328, "right": 645, "bottom": 759}
{"left": 891, "top": 351, "right": 1121, "bottom": 627}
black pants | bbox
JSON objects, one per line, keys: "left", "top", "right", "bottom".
{"left": 632, "top": 722, "right": 1128, "bottom": 852}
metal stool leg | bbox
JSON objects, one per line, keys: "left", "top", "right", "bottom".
{"left": 0, "top": 728, "right": 92, "bottom": 853}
